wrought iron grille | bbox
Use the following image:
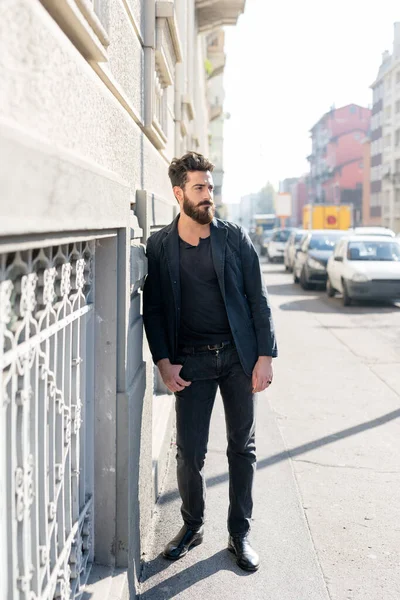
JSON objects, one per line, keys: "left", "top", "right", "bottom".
{"left": 1, "top": 240, "right": 95, "bottom": 600}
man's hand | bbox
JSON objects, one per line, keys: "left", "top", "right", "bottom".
{"left": 157, "top": 358, "right": 192, "bottom": 393}
{"left": 252, "top": 356, "right": 273, "bottom": 393}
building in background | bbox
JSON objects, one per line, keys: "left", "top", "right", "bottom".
{"left": 226, "top": 183, "right": 276, "bottom": 231}
{"left": 0, "top": 1, "right": 245, "bottom": 599}
{"left": 206, "top": 28, "right": 227, "bottom": 216}
{"left": 307, "top": 104, "right": 371, "bottom": 226}
{"left": 279, "top": 177, "right": 299, "bottom": 193}
{"left": 369, "top": 51, "right": 389, "bottom": 224}
{"left": 373, "top": 22, "right": 400, "bottom": 232}
{"left": 362, "top": 135, "right": 379, "bottom": 225}
{"left": 291, "top": 176, "right": 309, "bottom": 226}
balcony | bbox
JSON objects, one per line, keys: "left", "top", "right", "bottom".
{"left": 196, "top": 0, "right": 246, "bottom": 32}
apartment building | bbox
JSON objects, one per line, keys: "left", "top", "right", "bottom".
{"left": 307, "top": 104, "right": 371, "bottom": 225}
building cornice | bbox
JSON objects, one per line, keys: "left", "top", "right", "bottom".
{"left": 195, "top": 0, "right": 246, "bottom": 32}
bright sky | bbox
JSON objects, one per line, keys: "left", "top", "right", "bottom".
{"left": 222, "top": 0, "right": 399, "bottom": 203}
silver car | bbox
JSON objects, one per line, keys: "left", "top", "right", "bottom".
{"left": 284, "top": 229, "right": 306, "bottom": 272}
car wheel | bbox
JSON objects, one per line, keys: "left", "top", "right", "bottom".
{"left": 326, "top": 277, "right": 336, "bottom": 298}
{"left": 293, "top": 268, "right": 300, "bottom": 283}
{"left": 342, "top": 280, "right": 352, "bottom": 306}
{"left": 300, "top": 267, "right": 310, "bottom": 290}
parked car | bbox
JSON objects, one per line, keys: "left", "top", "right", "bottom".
{"left": 348, "top": 226, "right": 396, "bottom": 238}
{"left": 293, "top": 230, "right": 346, "bottom": 289}
{"left": 284, "top": 229, "right": 306, "bottom": 272}
{"left": 267, "top": 228, "right": 294, "bottom": 262}
{"left": 326, "top": 235, "right": 400, "bottom": 305}
{"left": 260, "top": 230, "right": 274, "bottom": 256}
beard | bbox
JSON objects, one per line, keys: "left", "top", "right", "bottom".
{"left": 182, "top": 193, "right": 215, "bottom": 225}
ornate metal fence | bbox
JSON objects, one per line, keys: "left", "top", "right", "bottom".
{"left": 1, "top": 240, "right": 95, "bottom": 600}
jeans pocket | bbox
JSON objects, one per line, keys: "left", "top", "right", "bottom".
{"left": 176, "top": 355, "right": 191, "bottom": 380}
{"left": 176, "top": 354, "right": 188, "bottom": 366}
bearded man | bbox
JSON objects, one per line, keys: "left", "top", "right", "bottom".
{"left": 143, "top": 152, "right": 277, "bottom": 571}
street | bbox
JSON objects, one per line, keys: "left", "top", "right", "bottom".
{"left": 139, "top": 263, "right": 400, "bottom": 600}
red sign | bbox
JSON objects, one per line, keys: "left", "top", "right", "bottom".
{"left": 327, "top": 215, "right": 337, "bottom": 225}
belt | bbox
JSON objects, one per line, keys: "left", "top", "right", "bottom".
{"left": 179, "top": 340, "right": 233, "bottom": 354}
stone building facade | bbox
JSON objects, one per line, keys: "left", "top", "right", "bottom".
{"left": 0, "top": 1, "right": 245, "bottom": 599}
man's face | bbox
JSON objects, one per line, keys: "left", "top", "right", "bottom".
{"left": 175, "top": 171, "right": 215, "bottom": 225}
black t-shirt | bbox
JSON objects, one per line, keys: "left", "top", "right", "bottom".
{"left": 178, "top": 236, "right": 232, "bottom": 346}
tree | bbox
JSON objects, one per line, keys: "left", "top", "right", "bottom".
{"left": 255, "top": 182, "right": 276, "bottom": 214}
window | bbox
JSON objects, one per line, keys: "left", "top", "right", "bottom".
{"left": 359, "top": 161, "right": 364, "bottom": 169}
{"left": 396, "top": 159, "right": 400, "bottom": 174}
{"left": 334, "top": 241, "right": 344, "bottom": 257}
{"left": 385, "top": 134, "right": 392, "bottom": 147}
{"left": 301, "top": 236, "right": 310, "bottom": 252}
{"left": 154, "top": 74, "right": 168, "bottom": 136}
{"left": 354, "top": 132, "right": 361, "bottom": 140}
{"left": 350, "top": 105, "right": 357, "bottom": 114}
{"left": 396, "top": 100, "right": 400, "bottom": 114}
{"left": 347, "top": 241, "right": 400, "bottom": 261}
{"left": 396, "top": 189, "right": 400, "bottom": 203}
{"left": 397, "top": 71, "right": 400, "bottom": 84}
{"left": 294, "top": 232, "right": 305, "bottom": 244}
{"left": 272, "top": 230, "right": 292, "bottom": 242}
{"left": 309, "top": 234, "right": 343, "bottom": 251}
{"left": 396, "top": 129, "right": 400, "bottom": 146}
{"left": 386, "top": 106, "right": 392, "bottom": 119}
{"left": 143, "top": 3, "right": 182, "bottom": 148}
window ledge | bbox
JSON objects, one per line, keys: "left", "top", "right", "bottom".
{"left": 156, "top": 1, "right": 183, "bottom": 63}
{"left": 144, "top": 122, "right": 168, "bottom": 150}
{"left": 40, "top": 0, "right": 109, "bottom": 62}
{"left": 182, "top": 95, "right": 196, "bottom": 121}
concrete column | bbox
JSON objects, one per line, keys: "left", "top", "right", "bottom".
{"left": 94, "top": 235, "right": 119, "bottom": 567}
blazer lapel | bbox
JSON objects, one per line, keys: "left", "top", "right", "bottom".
{"left": 210, "top": 219, "right": 228, "bottom": 300}
{"left": 162, "top": 216, "right": 181, "bottom": 310}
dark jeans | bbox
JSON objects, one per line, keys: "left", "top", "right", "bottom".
{"left": 175, "top": 346, "right": 256, "bottom": 535}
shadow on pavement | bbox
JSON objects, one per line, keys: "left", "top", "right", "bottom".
{"left": 261, "top": 266, "right": 287, "bottom": 275}
{"left": 265, "top": 282, "right": 310, "bottom": 296}
{"left": 140, "top": 549, "right": 251, "bottom": 599}
{"left": 157, "top": 407, "right": 400, "bottom": 507}
{"left": 279, "top": 296, "right": 400, "bottom": 314}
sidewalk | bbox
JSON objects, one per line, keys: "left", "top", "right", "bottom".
{"left": 139, "top": 267, "right": 400, "bottom": 600}
{"left": 139, "top": 384, "right": 329, "bottom": 600}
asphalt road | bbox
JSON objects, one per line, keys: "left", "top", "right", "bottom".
{"left": 139, "top": 262, "right": 400, "bottom": 600}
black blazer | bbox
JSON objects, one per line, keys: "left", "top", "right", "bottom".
{"left": 143, "top": 216, "right": 277, "bottom": 377}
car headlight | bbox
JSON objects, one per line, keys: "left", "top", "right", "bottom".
{"left": 307, "top": 258, "right": 325, "bottom": 270}
{"left": 352, "top": 273, "right": 369, "bottom": 283}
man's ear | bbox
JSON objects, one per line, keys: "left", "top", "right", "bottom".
{"left": 173, "top": 186, "right": 183, "bottom": 203}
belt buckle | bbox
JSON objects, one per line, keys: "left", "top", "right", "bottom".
{"left": 208, "top": 342, "right": 224, "bottom": 351}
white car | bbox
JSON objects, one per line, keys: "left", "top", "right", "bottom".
{"left": 348, "top": 226, "right": 396, "bottom": 238}
{"left": 326, "top": 235, "right": 400, "bottom": 305}
{"left": 267, "top": 228, "right": 294, "bottom": 262}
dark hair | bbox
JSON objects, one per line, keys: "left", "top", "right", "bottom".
{"left": 168, "top": 152, "right": 214, "bottom": 189}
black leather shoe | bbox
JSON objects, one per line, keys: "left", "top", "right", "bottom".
{"left": 228, "top": 534, "right": 260, "bottom": 571}
{"left": 163, "top": 525, "right": 204, "bottom": 560}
